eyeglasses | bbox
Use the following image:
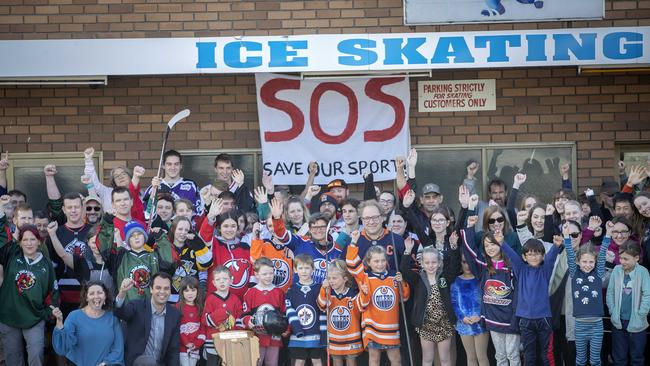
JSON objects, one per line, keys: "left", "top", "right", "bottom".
{"left": 487, "top": 217, "right": 505, "bottom": 225}
{"left": 361, "top": 215, "right": 382, "bottom": 223}
{"left": 86, "top": 206, "right": 101, "bottom": 212}
{"left": 568, "top": 232, "right": 581, "bottom": 238}
{"left": 612, "top": 230, "right": 630, "bottom": 237}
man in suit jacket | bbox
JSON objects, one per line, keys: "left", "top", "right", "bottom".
{"left": 115, "top": 272, "right": 181, "bottom": 366}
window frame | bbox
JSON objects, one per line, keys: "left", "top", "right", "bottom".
{"left": 5, "top": 151, "right": 103, "bottom": 190}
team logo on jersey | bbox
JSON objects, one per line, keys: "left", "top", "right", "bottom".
{"left": 330, "top": 306, "right": 352, "bottom": 331}
{"left": 272, "top": 259, "right": 290, "bottom": 288}
{"left": 224, "top": 259, "right": 250, "bottom": 289}
{"left": 172, "top": 260, "right": 196, "bottom": 292}
{"left": 180, "top": 321, "right": 201, "bottom": 335}
{"left": 130, "top": 265, "right": 151, "bottom": 294}
{"left": 64, "top": 238, "right": 86, "bottom": 257}
{"left": 296, "top": 304, "right": 316, "bottom": 329}
{"left": 312, "top": 258, "right": 327, "bottom": 283}
{"left": 484, "top": 279, "right": 512, "bottom": 306}
{"left": 372, "top": 286, "right": 395, "bottom": 310}
{"left": 179, "top": 183, "right": 194, "bottom": 191}
{"left": 15, "top": 270, "right": 36, "bottom": 294}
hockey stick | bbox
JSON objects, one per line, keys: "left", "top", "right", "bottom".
{"left": 390, "top": 229, "right": 415, "bottom": 366}
{"left": 324, "top": 218, "right": 332, "bottom": 366}
{"left": 146, "top": 109, "right": 190, "bottom": 229}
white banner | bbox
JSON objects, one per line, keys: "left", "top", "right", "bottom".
{"left": 418, "top": 79, "right": 496, "bottom": 112}
{"left": 404, "top": 0, "right": 603, "bottom": 25}
{"left": 0, "top": 27, "right": 648, "bottom": 77}
{"left": 255, "top": 74, "right": 410, "bottom": 185}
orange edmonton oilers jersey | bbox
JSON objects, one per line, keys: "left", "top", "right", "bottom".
{"left": 250, "top": 238, "right": 294, "bottom": 292}
{"left": 317, "top": 286, "right": 367, "bottom": 355}
{"left": 346, "top": 244, "right": 410, "bottom": 347}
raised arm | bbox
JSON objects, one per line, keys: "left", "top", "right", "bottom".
{"left": 47, "top": 221, "right": 74, "bottom": 270}
{"left": 0, "top": 152, "right": 9, "bottom": 194}
{"left": 395, "top": 156, "right": 408, "bottom": 192}
{"left": 44, "top": 164, "right": 61, "bottom": 200}
{"left": 499, "top": 234, "right": 524, "bottom": 273}
{"left": 507, "top": 173, "right": 527, "bottom": 231}
{"left": 299, "top": 162, "right": 318, "bottom": 201}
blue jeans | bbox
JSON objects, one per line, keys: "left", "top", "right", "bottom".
{"left": 518, "top": 317, "right": 552, "bottom": 366}
{"left": 611, "top": 320, "right": 646, "bottom": 366}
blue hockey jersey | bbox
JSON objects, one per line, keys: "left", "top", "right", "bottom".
{"left": 285, "top": 281, "right": 327, "bottom": 348}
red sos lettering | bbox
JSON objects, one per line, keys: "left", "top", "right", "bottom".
{"left": 260, "top": 77, "right": 405, "bottom": 144}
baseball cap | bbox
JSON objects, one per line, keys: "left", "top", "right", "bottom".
{"left": 83, "top": 195, "right": 101, "bottom": 206}
{"left": 422, "top": 183, "right": 441, "bottom": 195}
{"left": 319, "top": 193, "right": 338, "bottom": 209}
{"left": 326, "top": 179, "right": 348, "bottom": 191}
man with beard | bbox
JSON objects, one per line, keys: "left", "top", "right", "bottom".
{"left": 270, "top": 197, "right": 342, "bottom": 285}
{"left": 83, "top": 196, "right": 102, "bottom": 225}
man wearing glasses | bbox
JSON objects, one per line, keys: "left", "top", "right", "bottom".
{"left": 83, "top": 195, "right": 103, "bottom": 225}
{"left": 354, "top": 200, "right": 406, "bottom": 269}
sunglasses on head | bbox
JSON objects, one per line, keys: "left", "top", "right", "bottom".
{"left": 86, "top": 206, "right": 101, "bottom": 212}
{"left": 488, "top": 217, "right": 505, "bottom": 224}
{"left": 568, "top": 232, "right": 581, "bottom": 238}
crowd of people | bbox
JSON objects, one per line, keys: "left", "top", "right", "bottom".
{"left": 0, "top": 147, "right": 649, "bottom": 366}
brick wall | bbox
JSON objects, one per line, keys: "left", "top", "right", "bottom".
{"left": 0, "top": 1, "right": 649, "bottom": 191}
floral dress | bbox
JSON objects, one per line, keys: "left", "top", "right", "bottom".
{"left": 415, "top": 282, "right": 455, "bottom": 342}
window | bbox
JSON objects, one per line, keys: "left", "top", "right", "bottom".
{"left": 180, "top": 149, "right": 261, "bottom": 190}
{"left": 617, "top": 143, "right": 650, "bottom": 173}
{"left": 5, "top": 152, "right": 102, "bottom": 212}
{"left": 413, "top": 142, "right": 576, "bottom": 215}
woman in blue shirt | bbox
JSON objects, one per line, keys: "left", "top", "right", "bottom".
{"left": 52, "top": 281, "right": 124, "bottom": 366}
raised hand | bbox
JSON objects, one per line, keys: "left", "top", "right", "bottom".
{"left": 395, "top": 272, "right": 403, "bottom": 282}
{"left": 605, "top": 250, "right": 615, "bottom": 263}
{"left": 467, "top": 215, "right": 478, "bottom": 228}
{"left": 80, "top": 175, "right": 92, "bottom": 185}
{"left": 252, "top": 222, "right": 261, "bottom": 239}
{"left": 626, "top": 165, "right": 647, "bottom": 186}
{"left": 403, "top": 189, "right": 416, "bottom": 208}
{"left": 47, "top": 221, "right": 59, "bottom": 236}
{"left": 0, "top": 152, "right": 9, "bottom": 170}
{"left": 151, "top": 176, "right": 161, "bottom": 190}
{"left": 588, "top": 216, "right": 602, "bottom": 231}
{"left": 350, "top": 230, "right": 360, "bottom": 246}
{"left": 308, "top": 161, "right": 318, "bottom": 176}
{"left": 553, "top": 235, "right": 564, "bottom": 247}
{"left": 466, "top": 161, "right": 480, "bottom": 179}
{"left": 321, "top": 278, "right": 330, "bottom": 289}
{"left": 270, "top": 197, "right": 283, "bottom": 220}
{"left": 512, "top": 173, "right": 527, "bottom": 189}
{"left": 261, "top": 172, "right": 274, "bottom": 194}
{"left": 44, "top": 164, "right": 58, "bottom": 176}
{"left": 208, "top": 198, "right": 224, "bottom": 221}
{"left": 404, "top": 236, "right": 415, "bottom": 253}
{"left": 584, "top": 188, "right": 595, "bottom": 197}
{"left": 0, "top": 195, "right": 10, "bottom": 209}
{"left": 406, "top": 148, "right": 418, "bottom": 168}
{"left": 562, "top": 221, "right": 572, "bottom": 238}
{"left": 118, "top": 278, "right": 134, "bottom": 296}
{"left": 305, "top": 185, "right": 321, "bottom": 200}
{"left": 468, "top": 194, "right": 479, "bottom": 211}
{"left": 395, "top": 156, "right": 406, "bottom": 171}
{"left": 253, "top": 186, "right": 268, "bottom": 205}
{"left": 516, "top": 210, "right": 528, "bottom": 226}
{"left": 359, "top": 282, "right": 369, "bottom": 295}
{"left": 488, "top": 199, "right": 498, "bottom": 207}
{"left": 200, "top": 185, "right": 213, "bottom": 204}
{"left": 458, "top": 185, "right": 470, "bottom": 209}
{"left": 605, "top": 220, "right": 614, "bottom": 238}
{"left": 232, "top": 169, "right": 245, "bottom": 186}
{"left": 449, "top": 231, "right": 459, "bottom": 250}
{"left": 83, "top": 147, "right": 94, "bottom": 160}
{"left": 618, "top": 161, "right": 626, "bottom": 176}
{"left": 546, "top": 204, "right": 555, "bottom": 216}
{"left": 493, "top": 231, "right": 504, "bottom": 245}
{"left": 114, "top": 228, "right": 123, "bottom": 247}
{"left": 133, "top": 166, "right": 145, "bottom": 179}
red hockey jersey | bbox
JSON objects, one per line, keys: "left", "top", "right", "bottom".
{"left": 241, "top": 285, "right": 286, "bottom": 347}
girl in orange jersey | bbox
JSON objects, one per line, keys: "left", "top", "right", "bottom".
{"left": 317, "top": 259, "right": 368, "bottom": 366}
{"left": 346, "top": 231, "right": 409, "bottom": 366}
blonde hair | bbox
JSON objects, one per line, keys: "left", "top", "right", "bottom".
{"left": 363, "top": 245, "right": 388, "bottom": 269}
{"left": 328, "top": 259, "right": 354, "bottom": 288}
{"left": 421, "top": 246, "right": 444, "bottom": 276}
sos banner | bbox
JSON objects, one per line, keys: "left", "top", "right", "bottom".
{"left": 255, "top": 74, "right": 410, "bottom": 185}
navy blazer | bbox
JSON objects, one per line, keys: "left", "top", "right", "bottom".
{"left": 114, "top": 298, "right": 181, "bottom": 366}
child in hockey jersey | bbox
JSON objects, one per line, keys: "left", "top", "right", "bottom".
{"left": 318, "top": 259, "right": 367, "bottom": 366}
{"left": 285, "top": 254, "right": 326, "bottom": 366}
{"left": 242, "top": 258, "right": 287, "bottom": 366}
{"left": 250, "top": 220, "right": 294, "bottom": 293}
{"left": 347, "top": 231, "right": 409, "bottom": 366}
{"left": 202, "top": 265, "right": 243, "bottom": 366}
{"left": 176, "top": 276, "right": 205, "bottom": 366}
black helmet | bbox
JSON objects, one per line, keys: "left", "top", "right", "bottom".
{"left": 251, "top": 304, "right": 288, "bottom": 335}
